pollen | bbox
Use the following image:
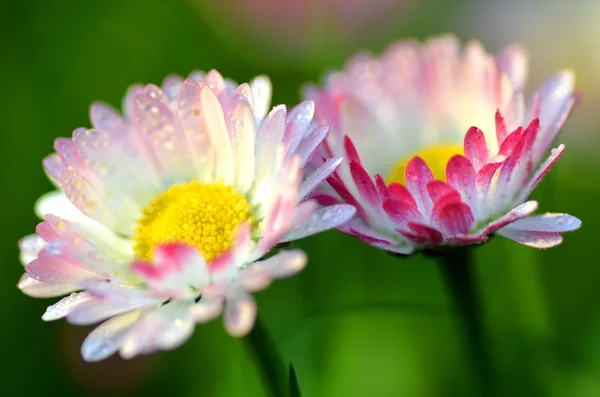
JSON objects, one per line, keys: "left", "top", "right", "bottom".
{"left": 133, "top": 182, "right": 252, "bottom": 263}
{"left": 387, "top": 144, "right": 464, "bottom": 184}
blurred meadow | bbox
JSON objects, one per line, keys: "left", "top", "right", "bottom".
{"left": 1, "top": 0, "right": 599, "bottom": 396}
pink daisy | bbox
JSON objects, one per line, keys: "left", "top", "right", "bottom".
{"left": 304, "top": 35, "right": 581, "bottom": 254}
{"left": 18, "top": 70, "right": 355, "bottom": 361}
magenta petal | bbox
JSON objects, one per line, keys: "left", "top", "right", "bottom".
{"left": 344, "top": 135, "right": 361, "bottom": 163}
{"left": 463, "top": 127, "right": 489, "bottom": 171}
{"left": 426, "top": 180, "right": 461, "bottom": 204}
{"left": 383, "top": 199, "right": 421, "bottom": 224}
{"left": 312, "top": 193, "right": 341, "bottom": 206}
{"left": 350, "top": 160, "right": 380, "bottom": 206}
{"left": 374, "top": 175, "right": 390, "bottom": 201}
{"left": 522, "top": 118, "right": 540, "bottom": 154}
{"left": 446, "top": 155, "right": 477, "bottom": 208}
{"left": 476, "top": 155, "right": 506, "bottom": 188}
{"left": 398, "top": 222, "right": 443, "bottom": 245}
{"left": 497, "top": 140, "right": 525, "bottom": 192}
{"left": 388, "top": 183, "right": 418, "bottom": 209}
{"left": 495, "top": 111, "right": 508, "bottom": 147}
{"left": 327, "top": 176, "right": 367, "bottom": 220}
{"left": 432, "top": 202, "right": 475, "bottom": 236}
{"left": 498, "top": 126, "right": 524, "bottom": 156}
{"left": 405, "top": 157, "right": 434, "bottom": 216}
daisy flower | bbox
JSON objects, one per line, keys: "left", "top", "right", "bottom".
{"left": 18, "top": 70, "right": 355, "bottom": 361}
{"left": 304, "top": 34, "right": 581, "bottom": 254}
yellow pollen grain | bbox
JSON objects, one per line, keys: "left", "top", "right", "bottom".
{"left": 387, "top": 144, "right": 464, "bottom": 184}
{"left": 133, "top": 181, "right": 252, "bottom": 263}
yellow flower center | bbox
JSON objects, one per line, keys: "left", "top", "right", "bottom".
{"left": 133, "top": 182, "right": 252, "bottom": 262}
{"left": 387, "top": 144, "right": 464, "bottom": 184}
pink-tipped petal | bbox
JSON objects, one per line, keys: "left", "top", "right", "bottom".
{"left": 26, "top": 255, "right": 100, "bottom": 285}
{"left": 427, "top": 181, "right": 461, "bottom": 204}
{"left": 350, "top": 160, "right": 380, "bottom": 206}
{"left": 388, "top": 183, "right": 418, "bottom": 209}
{"left": 495, "top": 111, "right": 508, "bottom": 147}
{"left": 383, "top": 199, "right": 421, "bottom": 225}
{"left": 374, "top": 175, "right": 390, "bottom": 201}
{"left": 398, "top": 222, "right": 443, "bottom": 245}
{"left": 464, "top": 127, "right": 489, "bottom": 171}
{"left": 405, "top": 157, "right": 434, "bottom": 216}
{"left": 327, "top": 176, "right": 367, "bottom": 220}
{"left": 133, "top": 243, "right": 209, "bottom": 295}
{"left": 432, "top": 202, "right": 475, "bottom": 236}
{"left": 344, "top": 135, "right": 361, "bottom": 163}
{"left": 446, "top": 155, "right": 477, "bottom": 209}
{"left": 476, "top": 155, "right": 506, "bottom": 188}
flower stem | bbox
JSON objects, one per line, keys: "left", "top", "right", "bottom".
{"left": 432, "top": 246, "right": 493, "bottom": 393}
{"left": 244, "top": 316, "right": 289, "bottom": 397}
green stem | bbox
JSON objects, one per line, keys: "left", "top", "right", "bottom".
{"left": 244, "top": 316, "right": 289, "bottom": 397}
{"left": 432, "top": 247, "right": 493, "bottom": 393}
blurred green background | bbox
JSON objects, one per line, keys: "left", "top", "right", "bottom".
{"left": 1, "top": 0, "right": 599, "bottom": 396}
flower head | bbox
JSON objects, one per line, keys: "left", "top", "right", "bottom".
{"left": 18, "top": 70, "right": 355, "bottom": 361}
{"left": 304, "top": 35, "right": 581, "bottom": 254}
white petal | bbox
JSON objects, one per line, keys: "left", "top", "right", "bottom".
{"left": 255, "top": 105, "right": 287, "bottom": 184}
{"left": 281, "top": 204, "right": 356, "bottom": 242}
{"left": 18, "top": 274, "right": 79, "bottom": 298}
{"left": 18, "top": 234, "right": 46, "bottom": 265}
{"left": 200, "top": 86, "right": 234, "bottom": 184}
{"left": 223, "top": 287, "right": 257, "bottom": 337}
{"left": 42, "top": 292, "right": 93, "bottom": 321}
{"left": 501, "top": 213, "right": 581, "bottom": 233}
{"left": 190, "top": 298, "right": 224, "bottom": 323}
{"left": 231, "top": 100, "right": 257, "bottom": 194}
{"left": 298, "top": 157, "right": 342, "bottom": 199}
{"left": 67, "top": 292, "right": 159, "bottom": 325}
{"left": 496, "top": 227, "right": 563, "bottom": 249}
{"left": 81, "top": 310, "right": 144, "bottom": 362}
{"left": 294, "top": 126, "right": 329, "bottom": 166}
{"left": 249, "top": 75, "right": 272, "bottom": 124}
{"left": 250, "top": 249, "right": 307, "bottom": 281}
{"left": 120, "top": 302, "right": 195, "bottom": 359}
